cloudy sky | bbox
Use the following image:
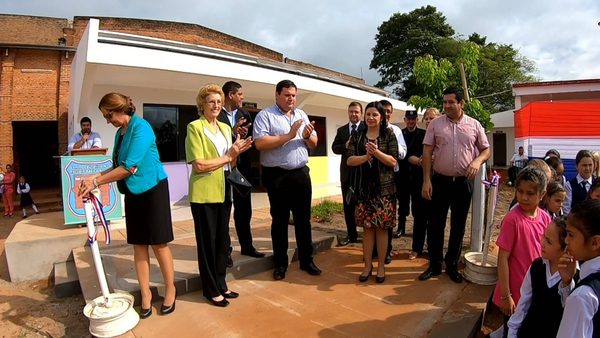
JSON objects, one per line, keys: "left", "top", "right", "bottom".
{"left": 2, "top": 0, "right": 600, "bottom": 90}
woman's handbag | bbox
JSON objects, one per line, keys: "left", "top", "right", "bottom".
{"left": 227, "top": 167, "right": 252, "bottom": 197}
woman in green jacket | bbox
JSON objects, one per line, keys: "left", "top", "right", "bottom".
{"left": 186, "top": 84, "right": 252, "bottom": 307}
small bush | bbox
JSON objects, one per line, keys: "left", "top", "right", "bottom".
{"left": 312, "top": 200, "right": 343, "bottom": 223}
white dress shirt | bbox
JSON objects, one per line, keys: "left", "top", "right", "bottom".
{"left": 508, "top": 258, "right": 577, "bottom": 337}
{"left": 388, "top": 123, "right": 407, "bottom": 172}
{"left": 556, "top": 255, "right": 600, "bottom": 338}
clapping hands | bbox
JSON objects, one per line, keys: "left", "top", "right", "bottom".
{"left": 228, "top": 134, "right": 253, "bottom": 160}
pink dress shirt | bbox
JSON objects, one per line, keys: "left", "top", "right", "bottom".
{"left": 423, "top": 113, "right": 489, "bottom": 177}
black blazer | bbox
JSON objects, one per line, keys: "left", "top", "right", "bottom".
{"left": 217, "top": 108, "right": 253, "bottom": 175}
{"left": 332, "top": 122, "right": 365, "bottom": 183}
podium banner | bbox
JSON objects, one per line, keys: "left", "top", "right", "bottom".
{"left": 61, "top": 155, "right": 123, "bottom": 225}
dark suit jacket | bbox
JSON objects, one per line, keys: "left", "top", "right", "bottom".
{"left": 332, "top": 122, "right": 365, "bottom": 183}
{"left": 217, "top": 108, "right": 253, "bottom": 175}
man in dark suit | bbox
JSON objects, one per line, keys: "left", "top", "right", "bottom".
{"left": 395, "top": 110, "right": 427, "bottom": 259}
{"left": 331, "top": 101, "right": 364, "bottom": 246}
{"left": 218, "top": 81, "right": 265, "bottom": 266}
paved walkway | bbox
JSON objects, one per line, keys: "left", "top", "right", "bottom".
{"left": 123, "top": 245, "right": 491, "bottom": 338}
{"left": 78, "top": 187, "right": 492, "bottom": 338}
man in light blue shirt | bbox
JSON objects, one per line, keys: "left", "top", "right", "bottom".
{"left": 68, "top": 117, "right": 102, "bottom": 151}
{"left": 253, "top": 79, "right": 321, "bottom": 281}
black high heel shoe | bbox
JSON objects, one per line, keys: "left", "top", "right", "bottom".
{"left": 160, "top": 299, "right": 176, "bottom": 315}
{"left": 223, "top": 291, "right": 239, "bottom": 299}
{"left": 206, "top": 296, "right": 229, "bottom": 307}
{"left": 139, "top": 306, "right": 152, "bottom": 319}
{"left": 358, "top": 266, "right": 373, "bottom": 283}
{"left": 376, "top": 267, "right": 385, "bottom": 283}
{"left": 161, "top": 289, "right": 177, "bottom": 315}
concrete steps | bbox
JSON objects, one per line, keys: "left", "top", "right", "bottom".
{"left": 53, "top": 259, "right": 81, "bottom": 298}
{"left": 57, "top": 226, "right": 336, "bottom": 306}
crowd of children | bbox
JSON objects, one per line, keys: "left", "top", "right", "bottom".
{"left": 492, "top": 148, "right": 600, "bottom": 338}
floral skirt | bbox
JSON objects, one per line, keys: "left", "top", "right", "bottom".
{"left": 355, "top": 194, "right": 396, "bottom": 230}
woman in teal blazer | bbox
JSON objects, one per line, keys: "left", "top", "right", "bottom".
{"left": 78, "top": 92, "right": 176, "bottom": 318}
{"left": 186, "top": 84, "right": 252, "bottom": 307}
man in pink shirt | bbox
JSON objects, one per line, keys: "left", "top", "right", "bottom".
{"left": 419, "top": 87, "right": 490, "bottom": 283}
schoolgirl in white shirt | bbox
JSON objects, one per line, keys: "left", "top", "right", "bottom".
{"left": 557, "top": 199, "right": 600, "bottom": 338}
{"left": 507, "top": 216, "right": 577, "bottom": 337}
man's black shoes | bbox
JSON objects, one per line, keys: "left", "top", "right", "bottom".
{"left": 241, "top": 249, "right": 265, "bottom": 258}
{"left": 446, "top": 269, "right": 463, "bottom": 283}
{"left": 273, "top": 267, "right": 287, "bottom": 280}
{"left": 418, "top": 267, "right": 442, "bottom": 281}
{"left": 300, "top": 262, "right": 322, "bottom": 276}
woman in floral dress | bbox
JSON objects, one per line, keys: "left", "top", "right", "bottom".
{"left": 347, "top": 101, "right": 398, "bottom": 283}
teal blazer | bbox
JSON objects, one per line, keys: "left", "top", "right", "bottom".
{"left": 113, "top": 114, "right": 167, "bottom": 194}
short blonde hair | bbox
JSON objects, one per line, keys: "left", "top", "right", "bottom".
{"left": 592, "top": 151, "right": 600, "bottom": 177}
{"left": 527, "top": 159, "right": 552, "bottom": 184}
{"left": 423, "top": 107, "right": 440, "bottom": 121}
{"left": 196, "top": 84, "right": 224, "bottom": 115}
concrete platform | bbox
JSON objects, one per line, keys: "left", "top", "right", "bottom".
{"left": 74, "top": 216, "right": 336, "bottom": 304}
{"left": 126, "top": 247, "right": 493, "bottom": 338}
{"left": 5, "top": 185, "right": 341, "bottom": 283}
{"left": 3, "top": 211, "right": 126, "bottom": 282}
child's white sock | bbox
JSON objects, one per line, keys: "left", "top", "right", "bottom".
{"left": 32, "top": 205, "right": 39, "bottom": 213}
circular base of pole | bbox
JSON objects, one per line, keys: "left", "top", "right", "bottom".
{"left": 83, "top": 292, "right": 139, "bottom": 337}
{"left": 464, "top": 252, "right": 498, "bottom": 285}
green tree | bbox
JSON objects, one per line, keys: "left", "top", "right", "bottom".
{"left": 470, "top": 35, "right": 537, "bottom": 112}
{"left": 371, "top": 6, "right": 537, "bottom": 114}
{"left": 407, "top": 41, "right": 493, "bottom": 131}
{"left": 370, "top": 5, "right": 454, "bottom": 90}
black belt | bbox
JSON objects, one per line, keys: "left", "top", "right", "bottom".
{"left": 262, "top": 165, "right": 306, "bottom": 173}
{"left": 433, "top": 173, "right": 467, "bottom": 182}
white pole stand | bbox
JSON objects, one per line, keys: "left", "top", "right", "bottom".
{"left": 81, "top": 192, "right": 139, "bottom": 337}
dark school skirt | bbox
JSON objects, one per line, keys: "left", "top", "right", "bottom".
{"left": 20, "top": 193, "right": 35, "bottom": 207}
{"left": 123, "top": 178, "right": 174, "bottom": 245}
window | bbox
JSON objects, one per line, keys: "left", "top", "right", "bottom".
{"left": 143, "top": 104, "right": 198, "bottom": 161}
{"left": 307, "top": 115, "right": 326, "bottom": 156}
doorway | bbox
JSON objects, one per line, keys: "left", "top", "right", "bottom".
{"left": 12, "top": 121, "right": 60, "bottom": 188}
{"left": 493, "top": 132, "right": 507, "bottom": 166}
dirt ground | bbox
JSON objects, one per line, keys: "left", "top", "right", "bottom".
{"left": 0, "top": 183, "right": 514, "bottom": 338}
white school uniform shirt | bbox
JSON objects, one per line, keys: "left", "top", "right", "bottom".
{"left": 563, "top": 173, "right": 593, "bottom": 215}
{"left": 556, "top": 255, "right": 600, "bottom": 338}
{"left": 507, "top": 258, "right": 577, "bottom": 337}
{"left": 388, "top": 123, "right": 407, "bottom": 172}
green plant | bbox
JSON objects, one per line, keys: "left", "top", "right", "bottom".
{"left": 312, "top": 200, "right": 343, "bottom": 223}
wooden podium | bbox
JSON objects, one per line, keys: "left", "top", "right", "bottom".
{"left": 59, "top": 148, "right": 123, "bottom": 225}
{"left": 68, "top": 148, "right": 108, "bottom": 156}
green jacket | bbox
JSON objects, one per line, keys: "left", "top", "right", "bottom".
{"left": 185, "top": 115, "right": 232, "bottom": 203}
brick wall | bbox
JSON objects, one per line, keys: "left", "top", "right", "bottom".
{"left": 285, "top": 58, "right": 365, "bottom": 84}
{"left": 12, "top": 49, "right": 60, "bottom": 120}
{"left": 0, "top": 14, "right": 68, "bottom": 46}
{"left": 0, "top": 50, "right": 15, "bottom": 166}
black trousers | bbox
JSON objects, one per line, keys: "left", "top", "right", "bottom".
{"left": 396, "top": 172, "right": 409, "bottom": 233}
{"left": 427, "top": 174, "right": 473, "bottom": 271}
{"left": 398, "top": 174, "right": 427, "bottom": 253}
{"left": 231, "top": 174, "right": 254, "bottom": 252}
{"left": 190, "top": 183, "right": 232, "bottom": 299}
{"left": 262, "top": 166, "right": 314, "bottom": 269}
{"left": 341, "top": 180, "right": 358, "bottom": 241}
